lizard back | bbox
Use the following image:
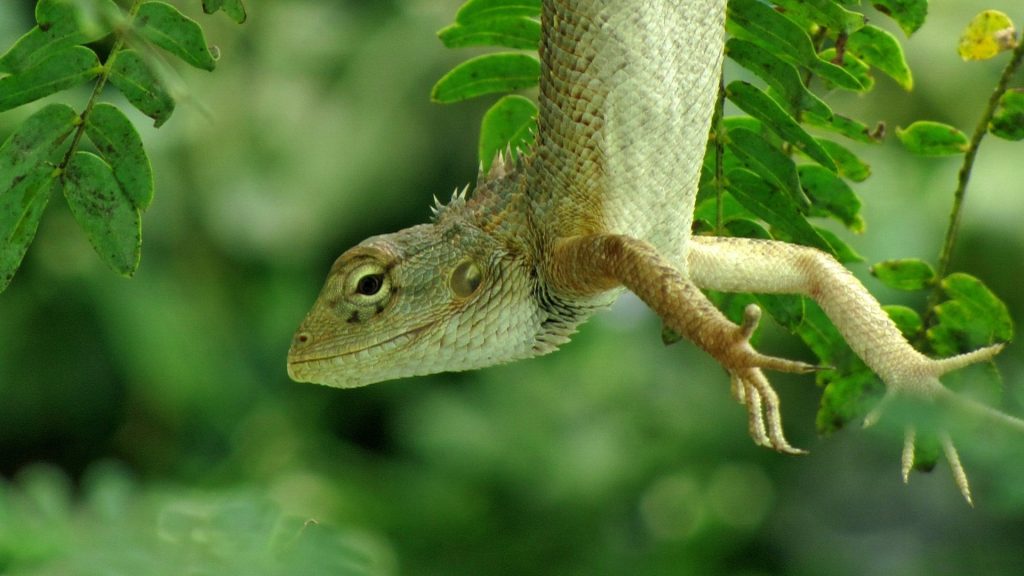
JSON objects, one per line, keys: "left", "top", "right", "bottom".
{"left": 527, "top": 0, "right": 726, "bottom": 272}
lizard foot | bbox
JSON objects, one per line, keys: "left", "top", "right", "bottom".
{"left": 723, "top": 304, "right": 816, "bottom": 455}
{"left": 863, "top": 343, "right": 1018, "bottom": 505}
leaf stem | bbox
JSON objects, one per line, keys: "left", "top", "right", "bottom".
{"left": 926, "top": 37, "right": 1024, "bottom": 313}
{"left": 58, "top": 0, "right": 144, "bottom": 174}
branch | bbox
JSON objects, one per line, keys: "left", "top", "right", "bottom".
{"left": 928, "top": 36, "right": 1024, "bottom": 311}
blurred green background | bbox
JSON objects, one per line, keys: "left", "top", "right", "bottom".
{"left": 2, "top": 1, "right": 1024, "bottom": 574}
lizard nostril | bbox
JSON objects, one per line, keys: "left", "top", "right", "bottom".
{"left": 294, "top": 332, "right": 311, "bottom": 347}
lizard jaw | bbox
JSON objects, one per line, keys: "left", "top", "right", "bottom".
{"left": 286, "top": 321, "right": 435, "bottom": 388}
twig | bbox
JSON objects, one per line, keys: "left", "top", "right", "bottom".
{"left": 57, "top": 0, "right": 144, "bottom": 175}
{"left": 926, "top": 35, "right": 1024, "bottom": 314}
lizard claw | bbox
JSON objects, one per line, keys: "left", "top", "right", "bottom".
{"left": 864, "top": 343, "right": 1014, "bottom": 505}
{"left": 731, "top": 368, "right": 806, "bottom": 454}
{"left": 899, "top": 426, "right": 973, "bottom": 506}
{"left": 724, "top": 304, "right": 811, "bottom": 455}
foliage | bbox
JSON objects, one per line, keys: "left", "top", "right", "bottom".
{"left": 0, "top": 0, "right": 244, "bottom": 292}
{"left": 0, "top": 463, "right": 390, "bottom": 575}
{"left": 1, "top": 1, "right": 1024, "bottom": 575}
{"left": 430, "top": 0, "right": 1024, "bottom": 471}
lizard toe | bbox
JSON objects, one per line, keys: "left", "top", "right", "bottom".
{"left": 733, "top": 368, "right": 806, "bottom": 455}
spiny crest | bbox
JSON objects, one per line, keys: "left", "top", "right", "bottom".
{"left": 431, "top": 145, "right": 527, "bottom": 223}
{"left": 429, "top": 183, "right": 471, "bottom": 222}
{"left": 476, "top": 144, "right": 525, "bottom": 185}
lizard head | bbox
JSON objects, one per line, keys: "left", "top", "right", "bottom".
{"left": 287, "top": 193, "right": 551, "bottom": 388}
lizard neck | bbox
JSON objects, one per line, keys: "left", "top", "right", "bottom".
{"left": 452, "top": 165, "right": 621, "bottom": 355}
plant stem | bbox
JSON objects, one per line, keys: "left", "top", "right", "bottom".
{"left": 58, "top": 0, "right": 144, "bottom": 174}
{"left": 925, "top": 37, "right": 1024, "bottom": 314}
{"left": 713, "top": 77, "right": 726, "bottom": 233}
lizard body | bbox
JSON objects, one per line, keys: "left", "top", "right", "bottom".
{"left": 288, "top": 0, "right": 1016, "bottom": 500}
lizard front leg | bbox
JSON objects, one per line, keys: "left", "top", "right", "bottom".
{"left": 689, "top": 235, "right": 1021, "bottom": 502}
{"left": 548, "top": 234, "right": 814, "bottom": 453}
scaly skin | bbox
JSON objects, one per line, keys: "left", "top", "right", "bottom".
{"left": 288, "top": 0, "right": 1019, "bottom": 502}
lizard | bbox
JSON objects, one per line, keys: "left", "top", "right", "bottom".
{"left": 287, "top": 0, "right": 1020, "bottom": 502}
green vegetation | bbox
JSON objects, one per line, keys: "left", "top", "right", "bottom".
{"left": 1, "top": 0, "right": 1023, "bottom": 574}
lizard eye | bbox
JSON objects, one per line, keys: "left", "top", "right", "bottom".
{"left": 450, "top": 260, "right": 482, "bottom": 298}
{"left": 345, "top": 262, "right": 391, "bottom": 305}
{"left": 356, "top": 273, "right": 384, "bottom": 296}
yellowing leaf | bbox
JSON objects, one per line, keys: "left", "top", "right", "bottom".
{"left": 958, "top": 10, "right": 1018, "bottom": 61}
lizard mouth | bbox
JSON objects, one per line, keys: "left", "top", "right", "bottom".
{"left": 286, "top": 321, "right": 435, "bottom": 383}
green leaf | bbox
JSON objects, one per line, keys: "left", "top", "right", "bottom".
{"left": 795, "top": 301, "right": 865, "bottom": 371}
{"left": 220, "top": 0, "right": 247, "bottom": 24}
{"left": 726, "top": 81, "right": 836, "bottom": 172}
{"left": 62, "top": 151, "right": 142, "bottom": 276}
{"left": 872, "top": 0, "right": 928, "bottom": 36}
{"left": 431, "top": 53, "right": 540, "bottom": 103}
{"left": 846, "top": 25, "right": 913, "bottom": 90}
{"left": 135, "top": 1, "right": 217, "bottom": 71}
{"left": 870, "top": 258, "right": 936, "bottom": 291}
{"left": 989, "top": 90, "right": 1024, "bottom": 141}
{"left": 455, "top": 0, "right": 541, "bottom": 24}
{"left": 817, "top": 139, "right": 870, "bottom": 182}
{"left": 724, "top": 217, "right": 772, "bottom": 241}
{"left": 478, "top": 95, "right": 536, "bottom": 170}
{"left": 725, "top": 38, "right": 831, "bottom": 119}
{"left": 759, "top": 293, "right": 806, "bottom": 331}
{"left": 34, "top": 0, "right": 113, "bottom": 29}
{"left": 0, "top": 104, "right": 78, "bottom": 292}
{"left": 911, "top": 432, "right": 940, "bottom": 473}
{"left": 795, "top": 302, "right": 879, "bottom": 434}
{"left": 727, "top": 0, "right": 864, "bottom": 92}
{"left": 797, "top": 164, "right": 864, "bottom": 232}
{"left": 804, "top": 111, "right": 884, "bottom": 144}
{"left": 883, "top": 305, "right": 923, "bottom": 339}
{"left": 725, "top": 168, "right": 833, "bottom": 254}
{"left": 201, "top": 0, "right": 247, "bottom": 23}
{"left": 816, "top": 367, "right": 881, "bottom": 434}
{"left": 927, "top": 273, "right": 1013, "bottom": 357}
{"left": 0, "top": 28, "right": 64, "bottom": 75}
{"left": 772, "top": 0, "right": 864, "bottom": 33}
{"left": 439, "top": 18, "right": 540, "bottom": 50}
{"left": 958, "top": 10, "right": 1018, "bottom": 61}
{"left": 819, "top": 47, "right": 874, "bottom": 92}
{"left": 693, "top": 193, "right": 754, "bottom": 228}
{"left": 107, "top": 49, "right": 176, "bottom": 128}
{"left": 725, "top": 127, "right": 807, "bottom": 210}
{"left": 85, "top": 103, "right": 154, "bottom": 211}
{"left": 896, "top": 121, "right": 969, "bottom": 156}
{"left": 814, "top": 227, "right": 863, "bottom": 264}
{"left": 0, "top": 45, "right": 101, "bottom": 114}
{"left": 721, "top": 116, "right": 767, "bottom": 141}
{"left": 0, "top": 0, "right": 114, "bottom": 74}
